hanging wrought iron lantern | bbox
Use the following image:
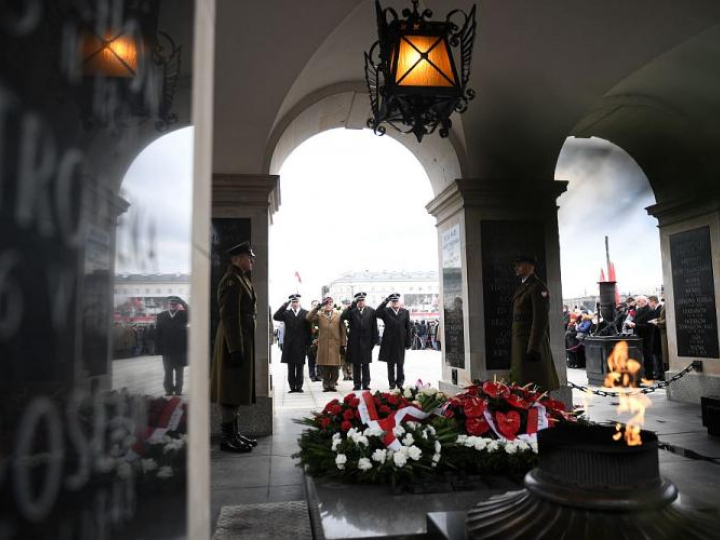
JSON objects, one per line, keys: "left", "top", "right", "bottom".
{"left": 364, "top": 0, "right": 477, "bottom": 142}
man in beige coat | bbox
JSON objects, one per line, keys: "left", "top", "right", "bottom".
{"left": 306, "top": 295, "right": 347, "bottom": 392}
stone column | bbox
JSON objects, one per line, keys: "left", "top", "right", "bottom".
{"left": 647, "top": 196, "right": 720, "bottom": 404}
{"left": 212, "top": 173, "right": 280, "bottom": 435}
{"left": 427, "top": 178, "right": 569, "bottom": 402}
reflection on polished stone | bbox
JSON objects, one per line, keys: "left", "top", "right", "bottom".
{"left": 308, "top": 476, "right": 513, "bottom": 539}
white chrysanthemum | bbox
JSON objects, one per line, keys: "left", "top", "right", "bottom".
{"left": 347, "top": 428, "right": 359, "bottom": 439}
{"left": 386, "top": 450, "right": 395, "bottom": 462}
{"left": 117, "top": 462, "right": 132, "bottom": 479}
{"left": 95, "top": 456, "right": 116, "bottom": 473}
{"left": 407, "top": 445, "right": 422, "bottom": 461}
{"left": 402, "top": 433, "right": 415, "bottom": 447}
{"left": 390, "top": 388, "right": 402, "bottom": 395}
{"left": 332, "top": 432, "right": 342, "bottom": 441}
{"left": 505, "top": 443, "right": 518, "bottom": 454}
{"left": 434, "top": 441, "right": 442, "bottom": 454}
{"left": 531, "top": 442, "right": 539, "bottom": 454}
{"left": 140, "top": 458, "right": 158, "bottom": 473}
{"left": 371, "top": 448, "right": 387, "bottom": 463}
{"left": 403, "top": 388, "right": 413, "bottom": 398}
{"left": 358, "top": 458, "right": 372, "bottom": 471}
{"left": 356, "top": 436, "right": 369, "bottom": 447}
{"left": 421, "top": 429, "right": 429, "bottom": 440}
{"left": 432, "top": 453, "right": 441, "bottom": 463}
{"left": 487, "top": 441, "right": 500, "bottom": 453}
{"left": 331, "top": 439, "right": 341, "bottom": 452}
{"left": 456, "top": 435, "right": 468, "bottom": 444}
{"left": 363, "top": 427, "right": 384, "bottom": 438}
{"left": 335, "top": 454, "right": 348, "bottom": 470}
{"left": 405, "top": 421, "right": 420, "bottom": 430}
{"left": 473, "top": 439, "right": 487, "bottom": 451}
{"left": 464, "top": 436, "right": 477, "bottom": 448}
{"left": 393, "top": 451, "right": 408, "bottom": 468}
{"left": 426, "top": 425, "right": 437, "bottom": 436}
{"left": 419, "top": 387, "right": 438, "bottom": 396}
{"left": 516, "top": 441, "right": 530, "bottom": 452}
{"left": 393, "top": 426, "right": 405, "bottom": 437}
{"left": 157, "top": 466, "right": 174, "bottom": 479}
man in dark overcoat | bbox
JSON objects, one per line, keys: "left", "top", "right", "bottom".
{"left": 375, "top": 293, "right": 412, "bottom": 389}
{"left": 210, "top": 241, "right": 259, "bottom": 453}
{"left": 342, "top": 292, "right": 378, "bottom": 391}
{"left": 509, "top": 254, "right": 560, "bottom": 392}
{"left": 273, "top": 294, "right": 311, "bottom": 393}
{"left": 155, "top": 296, "right": 188, "bottom": 396}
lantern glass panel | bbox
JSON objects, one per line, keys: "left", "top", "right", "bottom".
{"left": 82, "top": 32, "right": 139, "bottom": 77}
{"left": 395, "top": 35, "right": 455, "bottom": 87}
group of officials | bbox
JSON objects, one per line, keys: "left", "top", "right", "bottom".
{"left": 273, "top": 291, "right": 412, "bottom": 394}
{"left": 209, "top": 241, "right": 559, "bottom": 454}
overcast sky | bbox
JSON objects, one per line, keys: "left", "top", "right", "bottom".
{"left": 117, "top": 129, "right": 662, "bottom": 301}
{"left": 269, "top": 129, "right": 436, "bottom": 306}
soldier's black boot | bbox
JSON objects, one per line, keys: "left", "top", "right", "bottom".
{"left": 220, "top": 422, "right": 252, "bottom": 453}
{"left": 235, "top": 418, "right": 258, "bottom": 447}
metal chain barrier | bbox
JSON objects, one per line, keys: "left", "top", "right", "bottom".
{"left": 568, "top": 361, "right": 702, "bottom": 397}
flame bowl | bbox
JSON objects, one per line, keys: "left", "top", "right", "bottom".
{"left": 466, "top": 423, "right": 720, "bottom": 539}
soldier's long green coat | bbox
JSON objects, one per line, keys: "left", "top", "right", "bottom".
{"left": 211, "top": 265, "right": 257, "bottom": 406}
{"left": 509, "top": 274, "right": 560, "bottom": 392}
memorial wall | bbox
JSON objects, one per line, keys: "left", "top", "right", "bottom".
{"left": 0, "top": 1, "right": 196, "bottom": 537}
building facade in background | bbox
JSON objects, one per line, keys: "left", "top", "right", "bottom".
{"left": 325, "top": 270, "right": 439, "bottom": 318}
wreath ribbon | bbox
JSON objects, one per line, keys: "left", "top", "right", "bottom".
{"left": 357, "top": 391, "right": 431, "bottom": 450}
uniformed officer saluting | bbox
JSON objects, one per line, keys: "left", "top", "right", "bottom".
{"left": 273, "top": 294, "right": 311, "bottom": 393}
{"left": 375, "top": 293, "right": 412, "bottom": 390}
{"left": 509, "top": 254, "right": 560, "bottom": 392}
{"left": 342, "top": 292, "right": 378, "bottom": 391}
{"left": 210, "top": 241, "right": 259, "bottom": 453}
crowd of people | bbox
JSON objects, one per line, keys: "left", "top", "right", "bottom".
{"left": 563, "top": 295, "right": 667, "bottom": 380}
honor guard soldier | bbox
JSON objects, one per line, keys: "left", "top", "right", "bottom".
{"left": 273, "top": 294, "right": 311, "bottom": 393}
{"left": 342, "top": 292, "right": 379, "bottom": 391}
{"left": 210, "top": 241, "right": 259, "bottom": 453}
{"left": 509, "top": 254, "right": 560, "bottom": 392}
{"left": 375, "top": 293, "right": 412, "bottom": 389}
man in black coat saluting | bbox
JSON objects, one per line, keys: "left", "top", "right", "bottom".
{"left": 375, "top": 293, "right": 412, "bottom": 389}
{"left": 342, "top": 292, "right": 378, "bottom": 391}
{"left": 273, "top": 294, "right": 311, "bottom": 393}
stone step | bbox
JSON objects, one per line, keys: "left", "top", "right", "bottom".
{"left": 213, "top": 500, "right": 312, "bottom": 540}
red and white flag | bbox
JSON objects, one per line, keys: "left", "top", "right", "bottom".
{"left": 294, "top": 271, "right": 302, "bottom": 284}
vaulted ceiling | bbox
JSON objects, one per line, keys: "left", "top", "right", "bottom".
{"left": 213, "top": 0, "right": 720, "bottom": 200}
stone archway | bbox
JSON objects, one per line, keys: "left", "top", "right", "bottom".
{"left": 264, "top": 82, "right": 466, "bottom": 196}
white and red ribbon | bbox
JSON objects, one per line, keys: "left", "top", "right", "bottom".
{"left": 127, "top": 396, "right": 185, "bottom": 460}
{"left": 356, "top": 391, "right": 434, "bottom": 450}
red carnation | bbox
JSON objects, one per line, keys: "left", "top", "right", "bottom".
{"left": 343, "top": 409, "right": 354, "bottom": 420}
{"left": 320, "top": 417, "right": 331, "bottom": 429}
{"left": 463, "top": 397, "right": 485, "bottom": 418}
{"left": 343, "top": 394, "right": 355, "bottom": 404}
{"left": 354, "top": 410, "right": 361, "bottom": 419}
{"left": 379, "top": 405, "right": 392, "bottom": 415}
{"left": 373, "top": 396, "right": 382, "bottom": 406}
{"left": 341, "top": 420, "right": 352, "bottom": 431}
{"left": 466, "top": 417, "right": 490, "bottom": 436}
{"left": 443, "top": 408, "right": 455, "bottom": 419}
{"left": 350, "top": 397, "right": 361, "bottom": 409}
{"left": 323, "top": 399, "right": 339, "bottom": 413}
{"left": 387, "top": 394, "right": 399, "bottom": 406}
